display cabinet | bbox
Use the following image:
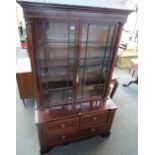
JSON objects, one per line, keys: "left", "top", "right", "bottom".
{"left": 17, "top": 0, "right": 132, "bottom": 154}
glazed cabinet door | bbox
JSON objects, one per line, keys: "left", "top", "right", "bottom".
{"left": 76, "top": 23, "right": 117, "bottom": 101}
{"left": 34, "top": 19, "right": 118, "bottom": 107}
{"left": 34, "top": 19, "right": 77, "bottom": 106}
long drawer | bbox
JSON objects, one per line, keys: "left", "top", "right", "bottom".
{"left": 79, "top": 123, "right": 107, "bottom": 138}
{"left": 46, "top": 117, "right": 79, "bottom": 134}
{"left": 80, "top": 111, "right": 109, "bottom": 127}
{"left": 46, "top": 123, "right": 107, "bottom": 146}
{"left": 46, "top": 130, "right": 79, "bottom": 146}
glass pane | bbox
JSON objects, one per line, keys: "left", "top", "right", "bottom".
{"left": 37, "top": 21, "right": 75, "bottom": 43}
{"left": 78, "top": 23, "right": 115, "bottom": 99}
{"left": 42, "top": 88, "right": 73, "bottom": 104}
{"left": 35, "top": 20, "right": 76, "bottom": 105}
{"left": 81, "top": 24, "right": 114, "bottom": 44}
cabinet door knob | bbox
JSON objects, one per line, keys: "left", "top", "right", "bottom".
{"left": 93, "top": 116, "right": 97, "bottom": 121}
{"left": 61, "top": 135, "right": 66, "bottom": 140}
{"left": 91, "top": 128, "right": 96, "bottom": 133}
{"left": 76, "top": 73, "right": 79, "bottom": 84}
{"left": 78, "top": 112, "right": 82, "bottom": 116}
{"left": 60, "top": 123, "right": 66, "bottom": 128}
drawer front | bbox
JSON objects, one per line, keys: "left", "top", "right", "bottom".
{"left": 46, "top": 124, "right": 106, "bottom": 146}
{"left": 46, "top": 131, "right": 78, "bottom": 146}
{"left": 79, "top": 124, "right": 107, "bottom": 138}
{"left": 81, "top": 111, "right": 109, "bottom": 127}
{"left": 46, "top": 117, "right": 79, "bottom": 134}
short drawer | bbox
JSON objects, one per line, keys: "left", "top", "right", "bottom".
{"left": 79, "top": 124, "right": 107, "bottom": 138}
{"left": 46, "top": 131, "right": 78, "bottom": 146}
{"left": 80, "top": 111, "right": 109, "bottom": 127}
{"left": 46, "top": 117, "right": 79, "bottom": 134}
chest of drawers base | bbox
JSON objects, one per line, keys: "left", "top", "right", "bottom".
{"left": 35, "top": 99, "right": 118, "bottom": 154}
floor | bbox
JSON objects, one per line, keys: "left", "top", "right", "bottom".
{"left": 16, "top": 47, "right": 138, "bottom": 155}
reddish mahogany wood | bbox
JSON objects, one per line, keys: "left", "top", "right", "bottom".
{"left": 80, "top": 111, "right": 109, "bottom": 127}
{"left": 34, "top": 99, "right": 118, "bottom": 154}
{"left": 46, "top": 117, "right": 79, "bottom": 134}
{"left": 25, "top": 20, "right": 42, "bottom": 108}
{"left": 46, "top": 123, "right": 107, "bottom": 146}
{"left": 35, "top": 98, "right": 118, "bottom": 123}
{"left": 79, "top": 123, "right": 107, "bottom": 137}
{"left": 104, "top": 23, "right": 124, "bottom": 98}
{"left": 18, "top": 1, "right": 132, "bottom": 109}
{"left": 16, "top": 72, "right": 34, "bottom": 100}
{"left": 17, "top": 1, "right": 132, "bottom": 154}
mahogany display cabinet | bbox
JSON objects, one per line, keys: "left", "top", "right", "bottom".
{"left": 17, "top": 0, "right": 133, "bottom": 154}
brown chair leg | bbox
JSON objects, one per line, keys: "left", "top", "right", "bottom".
{"left": 132, "top": 71, "right": 135, "bottom": 77}
{"left": 110, "top": 80, "right": 119, "bottom": 98}
{"left": 23, "top": 99, "right": 26, "bottom": 106}
{"left": 123, "top": 77, "right": 138, "bottom": 87}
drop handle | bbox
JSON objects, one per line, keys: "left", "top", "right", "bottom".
{"left": 93, "top": 117, "right": 97, "bottom": 121}
{"left": 61, "top": 135, "right": 66, "bottom": 140}
{"left": 60, "top": 123, "right": 66, "bottom": 128}
{"left": 76, "top": 73, "right": 79, "bottom": 84}
{"left": 91, "top": 128, "right": 96, "bottom": 133}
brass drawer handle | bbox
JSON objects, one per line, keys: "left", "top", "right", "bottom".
{"left": 60, "top": 123, "right": 66, "bottom": 128}
{"left": 91, "top": 128, "right": 96, "bottom": 133}
{"left": 93, "top": 116, "right": 97, "bottom": 121}
{"left": 76, "top": 73, "right": 79, "bottom": 84}
{"left": 61, "top": 135, "right": 66, "bottom": 140}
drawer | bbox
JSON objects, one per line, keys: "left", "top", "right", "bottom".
{"left": 79, "top": 124, "right": 107, "bottom": 138}
{"left": 46, "top": 117, "right": 79, "bottom": 134}
{"left": 80, "top": 111, "right": 109, "bottom": 127}
{"left": 46, "top": 131, "right": 78, "bottom": 146}
{"left": 46, "top": 124, "right": 107, "bottom": 146}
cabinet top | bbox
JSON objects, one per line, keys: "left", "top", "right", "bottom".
{"left": 17, "top": 0, "right": 134, "bottom": 13}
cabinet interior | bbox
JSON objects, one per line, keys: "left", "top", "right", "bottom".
{"left": 35, "top": 20, "right": 116, "bottom": 106}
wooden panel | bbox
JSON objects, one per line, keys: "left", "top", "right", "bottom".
{"left": 35, "top": 99, "right": 118, "bottom": 124}
{"left": 79, "top": 123, "right": 107, "bottom": 137}
{"left": 16, "top": 0, "right": 130, "bottom": 153}
{"left": 26, "top": 20, "right": 42, "bottom": 108}
{"left": 80, "top": 111, "right": 109, "bottom": 127}
{"left": 46, "top": 117, "right": 79, "bottom": 134}
{"left": 46, "top": 123, "right": 107, "bottom": 146}
{"left": 46, "top": 130, "right": 79, "bottom": 146}
{"left": 24, "top": 8, "right": 127, "bottom": 23}
{"left": 16, "top": 72, "right": 34, "bottom": 99}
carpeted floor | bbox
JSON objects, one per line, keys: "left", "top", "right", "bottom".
{"left": 16, "top": 48, "right": 138, "bottom": 155}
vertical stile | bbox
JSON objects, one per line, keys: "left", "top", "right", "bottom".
{"left": 42, "top": 20, "right": 50, "bottom": 102}
{"left": 67, "top": 23, "right": 70, "bottom": 107}
{"left": 81, "top": 24, "right": 89, "bottom": 98}
{"left": 97, "top": 24, "right": 111, "bottom": 96}
{"left": 103, "top": 24, "right": 118, "bottom": 98}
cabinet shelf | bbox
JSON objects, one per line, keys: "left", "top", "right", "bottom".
{"left": 37, "top": 40, "right": 112, "bottom": 44}
{"left": 42, "top": 87, "right": 73, "bottom": 93}
{"left": 38, "top": 57, "right": 110, "bottom": 69}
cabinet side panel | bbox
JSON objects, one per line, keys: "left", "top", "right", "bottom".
{"left": 36, "top": 123, "right": 50, "bottom": 154}
{"left": 16, "top": 72, "right": 34, "bottom": 99}
{"left": 103, "top": 23, "right": 123, "bottom": 98}
{"left": 105, "top": 109, "right": 117, "bottom": 134}
{"left": 25, "top": 19, "right": 41, "bottom": 108}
